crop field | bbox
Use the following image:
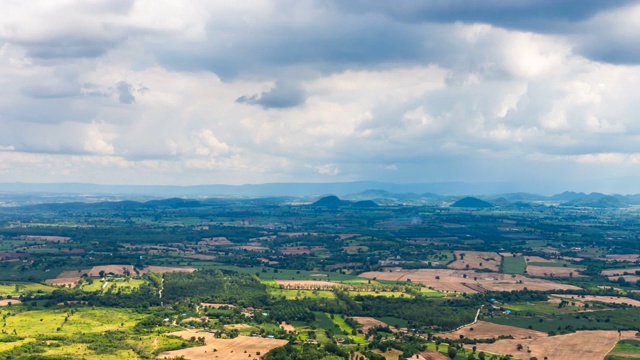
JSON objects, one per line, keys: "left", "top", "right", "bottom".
{"left": 0, "top": 282, "right": 55, "bottom": 296}
{"left": 501, "top": 255, "right": 526, "bottom": 274}
{"left": 437, "top": 320, "right": 547, "bottom": 340}
{"left": 602, "top": 268, "right": 640, "bottom": 277}
{"left": 449, "top": 251, "right": 501, "bottom": 271}
{"left": 472, "top": 330, "right": 620, "bottom": 360}
{"left": 550, "top": 294, "right": 640, "bottom": 307}
{"left": 526, "top": 265, "right": 586, "bottom": 277}
{"left": 359, "top": 269, "right": 582, "bottom": 293}
{"left": 0, "top": 307, "right": 143, "bottom": 338}
{"left": 160, "top": 331, "right": 288, "bottom": 360}
{"left": 351, "top": 317, "right": 396, "bottom": 334}
{"left": 606, "top": 255, "right": 640, "bottom": 262}
{"left": 45, "top": 270, "right": 83, "bottom": 287}
{"left": 267, "top": 287, "right": 336, "bottom": 300}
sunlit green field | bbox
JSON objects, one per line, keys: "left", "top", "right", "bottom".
{"left": 78, "top": 277, "right": 146, "bottom": 294}
{"left": 0, "top": 282, "right": 56, "bottom": 296}
{"left": 0, "top": 307, "right": 143, "bottom": 338}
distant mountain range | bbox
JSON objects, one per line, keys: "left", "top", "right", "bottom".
{"left": 1, "top": 181, "right": 639, "bottom": 208}
{"left": 0, "top": 181, "right": 524, "bottom": 197}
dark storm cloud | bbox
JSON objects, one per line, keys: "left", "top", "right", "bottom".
{"left": 150, "top": 13, "right": 425, "bottom": 79}
{"left": 333, "top": 0, "right": 635, "bottom": 32}
{"left": 236, "top": 81, "right": 306, "bottom": 109}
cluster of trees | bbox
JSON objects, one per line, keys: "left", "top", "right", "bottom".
{"left": 162, "top": 269, "right": 268, "bottom": 306}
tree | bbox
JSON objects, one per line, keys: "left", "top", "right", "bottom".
{"left": 517, "top": 343, "right": 524, "bottom": 351}
{"left": 447, "top": 346, "right": 457, "bottom": 359}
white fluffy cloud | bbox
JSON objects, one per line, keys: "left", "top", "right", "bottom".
{"left": 0, "top": 1, "right": 639, "bottom": 192}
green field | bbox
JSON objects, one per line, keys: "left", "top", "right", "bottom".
{"left": 612, "top": 340, "right": 640, "bottom": 353}
{"left": 501, "top": 255, "right": 526, "bottom": 274}
{"left": 0, "top": 282, "right": 56, "bottom": 296}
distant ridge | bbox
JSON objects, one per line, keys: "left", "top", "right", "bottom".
{"left": 0, "top": 181, "right": 524, "bottom": 197}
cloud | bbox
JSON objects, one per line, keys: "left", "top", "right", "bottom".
{"left": 116, "top": 81, "right": 135, "bottom": 104}
{"left": 1, "top": 2, "right": 640, "bottom": 192}
{"left": 236, "top": 81, "right": 306, "bottom": 109}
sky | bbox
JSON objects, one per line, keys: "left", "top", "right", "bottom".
{"left": 1, "top": 0, "right": 640, "bottom": 193}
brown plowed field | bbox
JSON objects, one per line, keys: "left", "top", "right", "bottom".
{"left": 550, "top": 294, "right": 640, "bottom": 307}
{"left": 0, "top": 299, "right": 21, "bottom": 306}
{"left": 471, "top": 330, "right": 619, "bottom": 360}
{"left": 526, "top": 265, "right": 585, "bottom": 277}
{"left": 606, "top": 254, "right": 640, "bottom": 262}
{"left": 449, "top": 251, "right": 501, "bottom": 271}
{"left": 274, "top": 280, "right": 347, "bottom": 289}
{"left": 601, "top": 268, "right": 640, "bottom": 276}
{"left": 278, "top": 246, "right": 326, "bottom": 255}
{"left": 359, "top": 269, "right": 581, "bottom": 293}
{"left": 160, "top": 331, "right": 287, "bottom": 360}
{"left": 45, "top": 270, "right": 84, "bottom": 287}
{"left": 438, "top": 321, "right": 547, "bottom": 340}
{"left": 351, "top": 317, "right": 396, "bottom": 334}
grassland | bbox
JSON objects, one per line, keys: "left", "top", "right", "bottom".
{"left": 501, "top": 255, "right": 526, "bottom": 274}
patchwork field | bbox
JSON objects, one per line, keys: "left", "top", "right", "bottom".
{"left": 526, "top": 265, "right": 585, "bottom": 277}
{"left": 278, "top": 246, "right": 326, "bottom": 255}
{"left": 472, "top": 330, "right": 620, "bottom": 360}
{"left": 274, "top": 280, "right": 347, "bottom": 289}
{"left": 45, "top": 270, "right": 84, "bottom": 287}
{"left": 351, "top": 317, "right": 396, "bottom": 334}
{"left": 550, "top": 294, "right": 640, "bottom": 307}
{"left": 602, "top": 268, "right": 640, "bottom": 277}
{"left": 449, "top": 251, "right": 501, "bottom": 271}
{"left": 438, "top": 320, "right": 547, "bottom": 340}
{"left": 606, "top": 255, "right": 640, "bottom": 262}
{"left": 0, "top": 299, "right": 21, "bottom": 306}
{"left": 159, "top": 331, "right": 288, "bottom": 360}
{"left": 359, "top": 269, "right": 581, "bottom": 293}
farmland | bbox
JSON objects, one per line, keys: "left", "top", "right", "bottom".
{"left": 0, "top": 191, "right": 638, "bottom": 359}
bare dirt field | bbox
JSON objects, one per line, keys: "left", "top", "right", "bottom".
{"left": 343, "top": 245, "right": 368, "bottom": 252}
{"left": 620, "top": 330, "right": 640, "bottom": 340}
{"left": 418, "top": 350, "right": 449, "bottom": 360}
{"left": 140, "top": 266, "right": 196, "bottom": 274}
{"left": 606, "top": 254, "right": 640, "bottom": 262}
{"left": 187, "top": 254, "right": 216, "bottom": 260}
{"left": 199, "top": 237, "right": 232, "bottom": 246}
{"left": 159, "top": 331, "right": 287, "bottom": 360}
{"left": 274, "top": 280, "right": 348, "bottom": 289}
{"left": 88, "top": 265, "right": 134, "bottom": 277}
{"left": 279, "top": 322, "right": 296, "bottom": 332}
{"left": 278, "top": 246, "right": 326, "bottom": 255}
{"left": 551, "top": 294, "right": 640, "bottom": 307}
{"left": 449, "top": 251, "right": 501, "bottom": 271}
{"left": 45, "top": 270, "right": 84, "bottom": 287}
{"left": 526, "top": 265, "right": 585, "bottom": 278}
{"left": 0, "top": 299, "right": 21, "bottom": 306}
{"left": 16, "top": 235, "right": 71, "bottom": 242}
{"left": 232, "top": 245, "right": 269, "bottom": 252}
{"left": 472, "top": 330, "right": 619, "bottom": 360}
{"left": 607, "top": 275, "right": 640, "bottom": 283}
{"left": 359, "top": 269, "right": 581, "bottom": 294}
{"left": 601, "top": 268, "right": 640, "bottom": 276}
{"left": 438, "top": 321, "right": 547, "bottom": 340}
{"left": 201, "top": 303, "right": 235, "bottom": 309}
{"left": 278, "top": 232, "right": 318, "bottom": 237}
{"left": 351, "top": 317, "right": 396, "bottom": 334}
{"left": 337, "top": 233, "right": 359, "bottom": 240}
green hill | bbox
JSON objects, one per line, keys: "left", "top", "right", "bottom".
{"left": 451, "top": 197, "right": 493, "bottom": 208}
